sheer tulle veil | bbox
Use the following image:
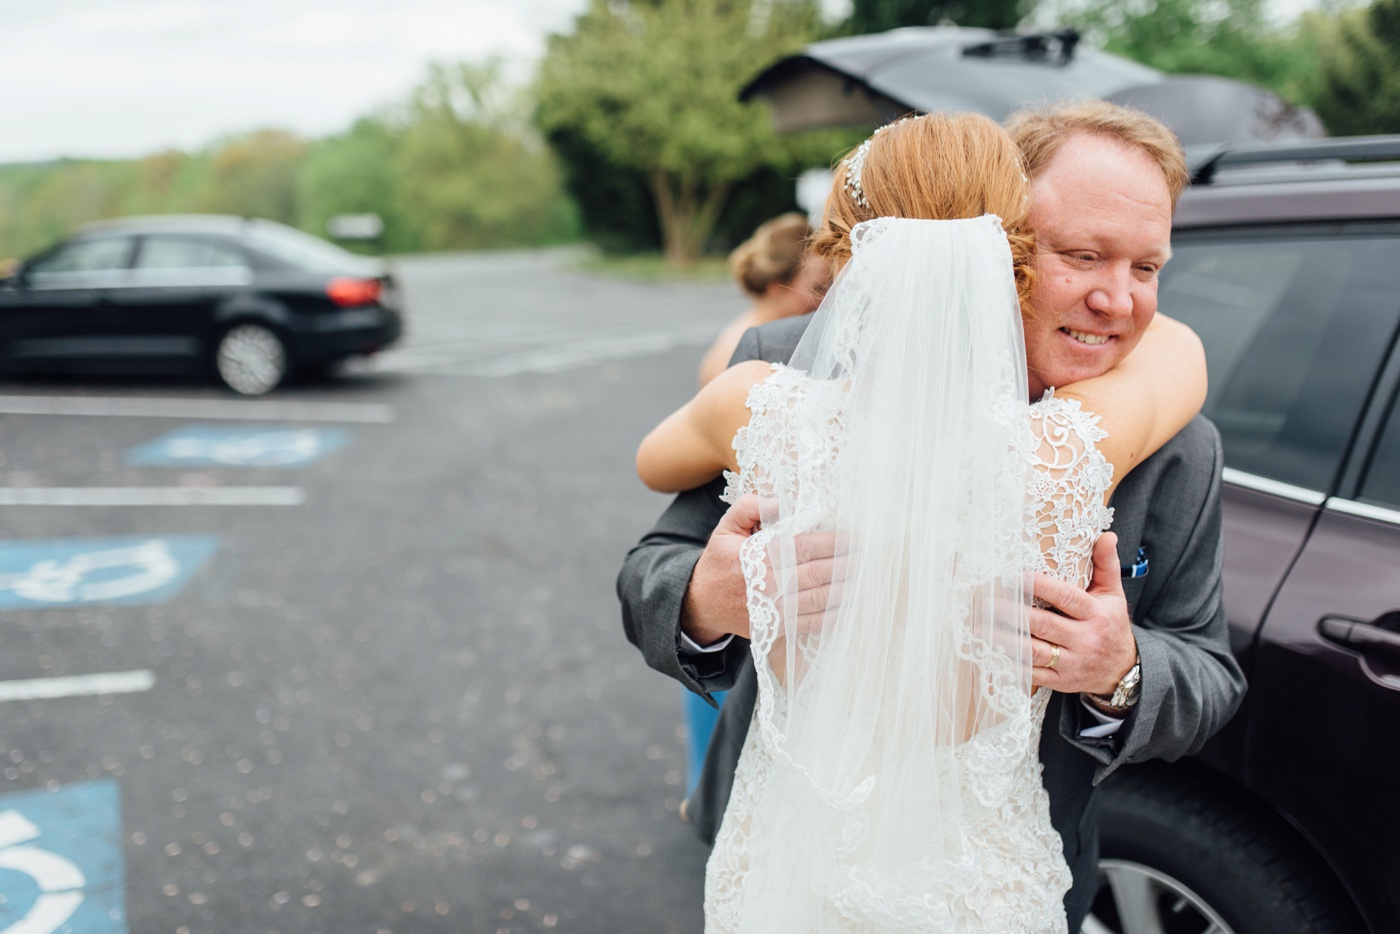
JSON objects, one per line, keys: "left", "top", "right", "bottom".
{"left": 716, "top": 213, "right": 1058, "bottom": 930}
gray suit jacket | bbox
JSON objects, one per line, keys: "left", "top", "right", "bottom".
{"left": 618, "top": 315, "right": 1247, "bottom": 928}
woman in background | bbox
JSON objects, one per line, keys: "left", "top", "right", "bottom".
{"left": 697, "top": 212, "right": 830, "bottom": 387}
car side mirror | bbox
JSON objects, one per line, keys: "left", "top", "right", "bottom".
{"left": 0, "top": 259, "right": 22, "bottom": 287}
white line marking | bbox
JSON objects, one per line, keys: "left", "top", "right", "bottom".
{"left": 395, "top": 324, "right": 725, "bottom": 377}
{"left": 0, "top": 669, "right": 155, "bottom": 702}
{"left": 3, "top": 886, "right": 83, "bottom": 934}
{"left": 0, "top": 395, "right": 395, "bottom": 423}
{"left": 0, "top": 810, "right": 40, "bottom": 849}
{"left": 0, "top": 487, "right": 304, "bottom": 506}
{"left": 374, "top": 332, "right": 686, "bottom": 372}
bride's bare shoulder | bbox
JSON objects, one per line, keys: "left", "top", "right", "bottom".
{"left": 636, "top": 360, "right": 775, "bottom": 493}
{"left": 1051, "top": 315, "right": 1206, "bottom": 492}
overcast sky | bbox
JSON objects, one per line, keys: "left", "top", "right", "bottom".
{"left": 2, "top": 0, "right": 1322, "bottom": 164}
{"left": 0, "top": 0, "right": 591, "bottom": 163}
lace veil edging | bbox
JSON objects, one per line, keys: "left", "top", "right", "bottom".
{"left": 725, "top": 214, "right": 1043, "bottom": 924}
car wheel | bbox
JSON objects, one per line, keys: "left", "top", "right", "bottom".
{"left": 215, "top": 323, "right": 288, "bottom": 396}
{"left": 1086, "top": 767, "right": 1363, "bottom": 934}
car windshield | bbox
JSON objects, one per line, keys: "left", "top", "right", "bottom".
{"left": 244, "top": 222, "right": 374, "bottom": 275}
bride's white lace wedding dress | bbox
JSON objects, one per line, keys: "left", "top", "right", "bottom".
{"left": 701, "top": 216, "right": 1115, "bottom": 934}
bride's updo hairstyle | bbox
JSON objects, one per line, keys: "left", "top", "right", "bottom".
{"left": 811, "top": 112, "right": 1036, "bottom": 316}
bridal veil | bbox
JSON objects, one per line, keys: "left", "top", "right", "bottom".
{"left": 710, "top": 214, "right": 1071, "bottom": 932}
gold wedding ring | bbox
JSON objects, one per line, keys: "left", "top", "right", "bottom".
{"left": 1046, "top": 643, "right": 1061, "bottom": 670}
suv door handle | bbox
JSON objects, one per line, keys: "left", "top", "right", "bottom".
{"left": 1319, "top": 615, "right": 1400, "bottom": 662}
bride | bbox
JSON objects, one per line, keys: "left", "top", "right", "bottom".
{"left": 636, "top": 113, "right": 1204, "bottom": 933}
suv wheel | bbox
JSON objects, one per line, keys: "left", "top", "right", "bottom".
{"left": 1085, "top": 859, "right": 1233, "bottom": 934}
{"left": 1087, "top": 767, "right": 1363, "bottom": 934}
{"left": 215, "top": 323, "right": 288, "bottom": 396}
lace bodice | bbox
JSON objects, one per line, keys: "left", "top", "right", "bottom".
{"left": 723, "top": 374, "right": 1113, "bottom": 575}
{"left": 1020, "top": 389, "right": 1116, "bottom": 588}
{"left": 707, "top": 367, "right": 1114, "bottom": 934}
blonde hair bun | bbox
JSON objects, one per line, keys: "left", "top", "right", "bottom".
{"left": 729, "top": 212, "right": 812, "bottom": 297}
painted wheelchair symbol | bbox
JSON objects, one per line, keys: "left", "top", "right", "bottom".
{"left": 169, "top": 429, "right": 337, "bottom": 467}
{"left": 164, "top": 429, "right": 323, "bottom": 466}
{"left": 0, "top": 810, "right": 84, "bottom": 934}
{"left": 125, "top": 427, "right": 349, "bottom": 469}
{"left": 0, "top": 541, "right": 178, "bottom": 604}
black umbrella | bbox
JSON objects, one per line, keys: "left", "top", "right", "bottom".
{"left": 1109, "top": 75, "right": 1325, "bottom": 146}
{"left": 742, "top": 26, "right": 1324, "bottom": 145}
{"left": 741, "top": 27, "right": 1160, "bottom": 132}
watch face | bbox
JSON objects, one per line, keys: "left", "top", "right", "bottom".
{"left": 1111, "top": 664, "right": 1142, "bottom": 707}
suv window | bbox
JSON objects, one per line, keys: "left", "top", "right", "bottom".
{"left": 1160, "top": 229, "right": 1400, "bottom": 492}
{"left": 1360, "top": 392, "right": 1400, "bottom": 509}
{"left": 27, "top": 236, "right": 134, "bottom": 276}
{"left": 136, "top": 235, "right": 246, "bottom": 270}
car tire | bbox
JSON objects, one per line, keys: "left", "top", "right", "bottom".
{"left": 214, "top": 322, "right": 288, "bottom": 396}
{"left": 1086, "top": 766, "right": 1363, "bottom": 934}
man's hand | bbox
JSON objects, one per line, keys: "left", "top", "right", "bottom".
{"left": 680, "top": 495, "right": 846, "bottom": 647}
{"left": 1029, "top": 532, "right": 1138, "bottom": 699}
{"left": 681, "top": 496, "right": 763, "bottom": 647}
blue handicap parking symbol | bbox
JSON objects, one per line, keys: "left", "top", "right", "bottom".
{"left": 124, "top": 425, "right": 349, "bottom": 468}
{"left": 0, "top": 536, "right": 219, "bottom": 610}
{"left": 0, "top": 780, "right": 128, "bottom": 934}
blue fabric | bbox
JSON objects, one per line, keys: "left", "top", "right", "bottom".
{"left": 682, "top": 686, "right": 727, "bottom": 796}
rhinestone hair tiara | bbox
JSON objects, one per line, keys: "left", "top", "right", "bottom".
{"left": 842, "top": 114, "right": 1031, "bottom": 211}
{"left": 842, "top": 116, "right": 917, "bottom": 210}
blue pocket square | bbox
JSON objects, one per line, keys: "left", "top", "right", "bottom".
{"left": 1122, "top": 546, "right": 1149, "bottom": 580}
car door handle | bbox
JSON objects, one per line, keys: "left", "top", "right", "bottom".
{"left": 1318, "top": 615, "right": 1400, "bottom": 662}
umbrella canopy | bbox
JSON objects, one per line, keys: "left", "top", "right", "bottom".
{"left": 1109, "top": 75, "right": 1325, "bottom": 146}
{"left": 742, "top": 27, "right": 1324, "bottom": 146}
{"left": 741, "top": 27, "right": 1161, "bottom": 133}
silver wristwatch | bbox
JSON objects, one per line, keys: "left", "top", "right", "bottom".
{"left": 1092, "top": 655, "right": 1141, "bottom": 710}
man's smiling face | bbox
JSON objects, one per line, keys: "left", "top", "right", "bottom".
{"left": 1023, "top": 133, "right": 1174, "bottom": 398}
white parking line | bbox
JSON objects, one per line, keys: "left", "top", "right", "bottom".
{"left": 0, "top": 395, "right": 395, "bottom": 423}
{"left": 403, "top": 323, "right": 725, "bottom": 377}
{"left": 0, "top": 669, "right": 155, "bottom": 702}
{"left": 0, "top": 487, "right": 305, "bottom": 506}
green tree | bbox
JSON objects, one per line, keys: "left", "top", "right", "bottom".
{"left": 198, "top": 129, "right": 307, "bottom": 223}
{"left": 1063, "top": 0, "right": 1316, "bottom": 102}
{"left": 847, "top": 0, "right": 1028, "bottom": 32}
{"left": 0, "top": 59, "right": 581, "bottom": 261}
{"left": 1313, "top": 0, "right": 1400, "bottom": 134}
{"left": 393, "top": 60, "right": 578, "bottom": 250}
{"left": 4, "top": 162, "right": 119, "bottom": 256}
{"left": 536, "top": 0, "right": 832, "bottom": 266}
{"left": 296, "top": 116, "right": 413, "bottom": 252}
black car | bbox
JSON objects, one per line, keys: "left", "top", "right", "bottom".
{"left": 1086, "top": 136, "right": 1400, "bottom": 934}
{"left": 0, "top": 215, "right": 403, "bottom": 395}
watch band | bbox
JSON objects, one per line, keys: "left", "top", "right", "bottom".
{"left": 1092, "top": 654, "right": 1141, "bottom": 710}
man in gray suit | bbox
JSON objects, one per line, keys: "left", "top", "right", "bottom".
{"left": 618, "top": 102, "right": 1246, "bottom": 930}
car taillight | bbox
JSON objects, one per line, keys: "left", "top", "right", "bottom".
{"left": 326, "top": 277, "right": 382, "bottom": 307}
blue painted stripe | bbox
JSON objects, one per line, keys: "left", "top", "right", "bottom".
{"left": 0, "top": 779, "right": 128, "bottom": 933}
{"left": 125, "top": 425, "right": 350, "bottom": 468}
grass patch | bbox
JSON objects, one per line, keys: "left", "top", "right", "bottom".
{"left": 575, "top": 251, "right": 731, "bottom": 283}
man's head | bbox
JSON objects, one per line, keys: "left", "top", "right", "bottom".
{"left": 1006, "top": 102, "right": 1188, "bottom": 397}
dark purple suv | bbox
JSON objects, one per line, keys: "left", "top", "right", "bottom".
{"left": 1087, "top": 137, "right": 1400, "bottom": 934}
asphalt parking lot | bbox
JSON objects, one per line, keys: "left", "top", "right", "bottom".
{"left": 0, "top": 248, "right": 744, "bottom": 934}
